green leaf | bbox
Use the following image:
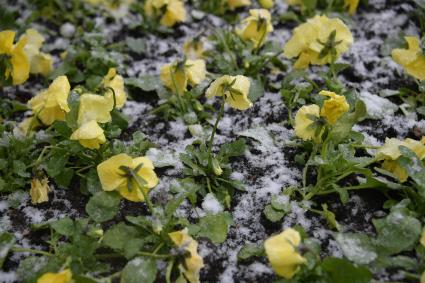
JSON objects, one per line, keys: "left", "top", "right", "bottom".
{"left": 103, "top": 223, "right": 140, "bottom": 251}
{"left": 0, "top": 232, "right": 15, "bottom": 268}
{"left": 335, "top": 233, "right": 377, "bottom": 265}
{"left": 330, "top": 100, "right": 367, "bottom": 144}
{"left": 396, "top": 146, "right": 425, "bottom": 193}
{"left": 86, "top": 191, "right": 121, "bottom": 223}
{"left": 51, "top": 217, "right": 75, "bottom": 237}
{"left": 321, "top": 257, "right": 372, "bottom": 283}
{"left": 125, "top": 75, "right": 160, "bottom": 92}
{"left": 126, "top": 37, "right": 147, "bottom": 55}
{"left": 111, "top": 109, "right": 129, "bottom": 130}
{"left": 45, "top": 153, "right": 68, "bottom": 178}
{"left": 263, "top": 205, "right": 285, "bottom": 222}
{"left": 218, "top": 138, "right": 246, "bottom": 159}
{"left": 248, "top": 78, "right": 264, "bottom": 103}
{"left": 65, "top": 91, "right": 80, "bottom": 130}
{"left": 237, "top": 243, "right": 264, "bottom": 261}
{"left": 13, "top": 160, "right": 29, "bottom": 178}
{"left": 192, "top": 212, "right": 233, "bottom": 244}
{"left": 120, "top": 257, "right": 157, "bottom": 283}
{"left": 321, "top": 204, "right": 340, "bottom": 231}
{"left": 372, "top": 206, "right": 421, "bottom": 255}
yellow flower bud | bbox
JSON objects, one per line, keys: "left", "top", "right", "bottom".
{"left": 392, "top": 36, "right": 425, "bottom": 81}
{"left": 319, "top": 90, "right": 349, "bottom": 124}
{"left": 28, "top": 76, "right": 71, "bottom": 125}
{"left": 70, "top": 120, "right": 106, "bottom": 149}
{"left": 264, "top": 228, "right": 306, "bottom": 279}
{"left": 259, "top": 0, "right": 274, "bottom": 9}
{"left": 30, "top": 177, "right": 50, "bottom": 204}
{"left": 237, "top": 9, "right": 273, "bottom": 48}
{"left": 169, "top": 228, "right": 204, "bottom": 283}
{"left": 0, "top": 30, "right": 30, "bottom": 85}
{"left": 345, "top": 0, "right": 359, "bottom": 15}
{"left": 37, "top": 269, "right": 72, "bottom": 283}
{"left": 376, "top": 137, "right": 425, "bottom": 182}
{"left": 183, "top": 39, "right": 204, "bottom": 59}
{"left": 227, "top": 0, "right": 252, "bottom": 10}
{"left": 102, "top": 68, "right": 127, "bottom": 109}
{"left": 212, "top": 158, "right": 223, "bottom": 176}
{"left": 145, "top": 0, "right": 186, "bottom": 27}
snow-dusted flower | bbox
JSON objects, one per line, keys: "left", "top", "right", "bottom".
{"left": 144, "top": 0, "right": 186, "bottom": 27}
{"left": 376, "top": 137, "right": 425, "bottom": 182}
{"left": 392, "top": 36, "right": 425, "bottom": 81}
{"left": 70, "top": 120, "right": 106, "bottom": 149}
{"left": 259, "top": 0, "right": 274, "bottom": 9}
{"left": 21, "top": 29, "right": 53, "bottom": 77}
{"left": 160, "top": 59, "right": 206, "bottom": 95}
{"left": 227, "top": 0, "right": 251, "bottom": 10}
{"left": 28, "top": 76, "right": 71, "bottom": 125}
{"left": 97, "top": 153, "right": 159, "bottom": 202}
{"left": 30, "top": 177, "right": 50, "bottom": 204}
{"left": 102, "top": 68, "right": 127, "bottom": 109}
{"left": 37, "top": 269, "right": 72, "bottom": 283}
{"left": 206, "top": 75, "right": 252, "bottom": 110}
{"left": 320, "top": 90, "right": 349, "bottom": 124}
{"left": 237, "top": 9, "right": 273, "bottom": 48}
{"left": 77, "top": 93, "right": 114, "bottom": 126}
{"left": 294, "top": 104, "right": 322, "bottom": 141}
{"left": 169, "top": 228, "right": 204, "bottom": 283}
{"left": 183, "top": 39, "right": 204, "bottom": 59}
{"left": 0, "top": 30, "right": 29, "bottom": 85}
{"left": 264, "top": 228, "right": 306, "bottom": 279}
{"left": 284, "top": 15, "right": 353, "bottom": 69}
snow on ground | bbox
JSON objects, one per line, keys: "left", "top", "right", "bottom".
{"left": 1, "top": 0, "right": 424, "bottom": 282}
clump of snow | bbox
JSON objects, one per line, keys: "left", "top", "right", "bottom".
{"left": 202, "top": 193, "right": 223, "bottom": 215}
{"left": 359, "top": 91, "right": 398, "bottom": 119}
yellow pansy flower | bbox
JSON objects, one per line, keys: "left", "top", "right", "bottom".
{"left": 376, "top": 137, "right": 425, "bottom": 182}
{"left": 259, "top": 0, "right": 274, "bottom": 9}
{"left": 237, "top": 9, "right": 273, "bottom": 48}
{"left": 319, "top": 90, "right": 349, "bottom": 124}
{"left": 160, "top": 59, "right": 206, "bottom": 95}
{"left": 70, "top": 120, "right": 106, "bottom": 149}
{"left": 102, "top": 68, "right": 127, "bottom": 109}
{"left": 30, "top": 177, "right": 50, "bottom": 204}
{"left": 206, "top": 75, "right": 252, "bottom": 110}
{"left": 169, "top": 228, "right": 204, "bottom": 283}
{"left": 345, "top": 0, "right": 359, "bottom": 15}
{"left": 183, "top": 39, "right": 204, "bottom": 59}
{"left": 392, "top": 36, "right": 425, "bottom": 81}
{"left": 97, "top": 153, "right": 159, "bottom": 202}
{"left": 21, "top": 29, "right": 53, "bottom": 77}
{"left": 294, "top": 104, "right": 322, "bottom": 141}
{"left": 28, "top": 76, "right": 71, "bottom": 125}
{"left": 77, "top": 93, "right": 114, "bottom": 126}
{"left": 144, "top": 0, "right": 186, "bottom": 27}
{"left": 283, "top": 15, "right": 353, "bottom": 69}
{"left": 264, "top": 228, "right": 306, "bottom": 279}
{"left": 227, "top": 0, "right": 252, "bottom": 10}
{"left": 37, "top": 269, "right": 72, "bottom": 283}
{"left": 0, "top": 30, "right": 30, "bottom": 85}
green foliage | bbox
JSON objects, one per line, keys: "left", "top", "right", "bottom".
{"left": 180, "top": 138, "right": 246, "bottom": 207}
{"left": 0, "top": 232, "right": 15, "bottom": 268}
{"left": 86, "top": 191, "right": 121, "bottom": 223}
{"left": 189, "top": 212, "right": 233, "bottom": 244}
{"left": 121, "top": 257, "right": 157, "bottom": 283}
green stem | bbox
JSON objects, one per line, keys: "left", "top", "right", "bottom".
{"left": 133, "top": 173, "right": 155, "bottom": 213}
{"left": 207, "top": 97, "right": 226, "bottom": 170}
{"left": 314, "top": 183, "right": 378, "bottom": 197}
{"left": 170, "top": 68, "right": 185, "bottom": 114}
{"left": 12, "top": 247, "right": 53, "bottom": 257}
{"left": 138, "top": 251, "right": 172, "bottom": 259}
{"left": 302, "top": 144, "right": 319, "bottom": 188}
